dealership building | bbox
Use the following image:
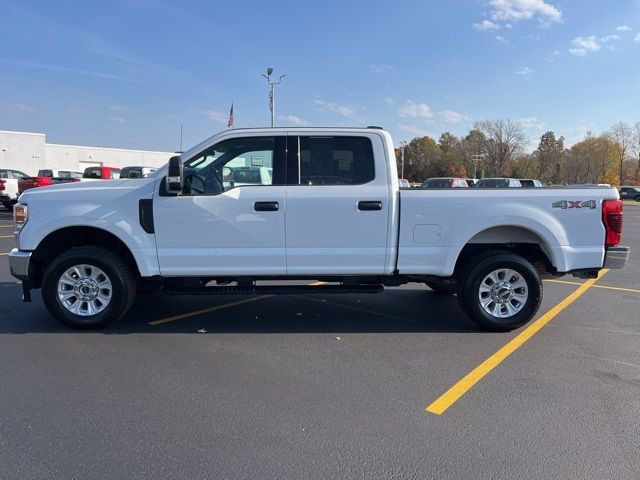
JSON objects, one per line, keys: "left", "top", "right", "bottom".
{"left": 0, "top": 130, "right": 174, "bottom": 175}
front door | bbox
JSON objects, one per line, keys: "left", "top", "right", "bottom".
{"left": 154, "top": 135, "right": 287, "bottom": 276}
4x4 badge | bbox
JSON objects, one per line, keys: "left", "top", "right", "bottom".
{"left": 552, "top": 200, "right": 596, "bottom": 209}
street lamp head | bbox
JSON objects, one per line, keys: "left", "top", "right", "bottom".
{"left": 267, "top": 67, "right": 273, "bottom": 76}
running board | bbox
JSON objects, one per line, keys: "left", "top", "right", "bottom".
{"left": 162, "top": 284, "right": 384, "bottom": 296}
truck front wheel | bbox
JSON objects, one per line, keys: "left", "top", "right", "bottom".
{"left": 42, "top": 246, "right": 137, "bottom": 329}
{"left": 458, "top": 253, "right": 542, "bottom": 331}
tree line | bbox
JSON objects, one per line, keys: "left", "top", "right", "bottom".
{"left": 395, "top": 120, "right": 640, "bottom": 186}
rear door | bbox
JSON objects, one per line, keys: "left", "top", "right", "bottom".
{"left": 284, "top": 134, "right": 390, "bottom": 275}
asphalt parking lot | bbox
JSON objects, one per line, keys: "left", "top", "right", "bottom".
{"left": 0, "top": 206, "right": 639, "bottom": 479}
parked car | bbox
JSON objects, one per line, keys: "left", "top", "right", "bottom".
{"left": 38, "top": 169, "right": 84, "bottom": 180}
{"left": 0, "top": 168, "right": 30, "bottom": 210}
{"left": 9, "top": 127, "right": 629, "bottom": 332}
{"left": 82, "top": 166, "right": 121, "bottom": 180}
{"left": 466, "top": 178, "right": 479, "bottom": 187}
{"left": 422, "top": 177, "right": 468, "bottom": 188}
{"left": 18, "top": 174, "right": 81, "bottom": 195}
{"left": 120, "top": 166, "right": 157, "bottom": 179}
{"left": 619, "top": 186, "right": 640, "bottom": 201}
{"left": 519, "top": 179, "right": 542, "bottom": 188}
{"left": 0, "top": 179, "right": 9, "bottom": 206}
{"left": 476, "top": 178, "right": 522, "bottom": 188}
{"left": 398, "top": 178, "right": 410, "bottom": 188}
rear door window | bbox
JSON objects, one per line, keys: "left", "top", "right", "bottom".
{"left": 297, "top": 136, "right": 375, "bottom": 186}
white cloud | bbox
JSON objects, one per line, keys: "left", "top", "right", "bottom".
{"left": 600, "top": 34, "right": 621, "bottom": 43}
{"left": 397, "top": 124, "right": 434, "bottom": 137}
{"left": 495, "top": 34, "right": 510, "bottom": 44}
{"left": 635, "top": 33, "right": 640, "bottom": 43}
{"left": 473, "top": 19, "right": 501, "bottom": 31}
{"left": 279, "top": 114, "right": 308, "bottom": 126}
{"left": 487, "top": 0, "right": 562, "bottom": 25}
{"left": 369, "top": 64, "right": 396, "bottom": 74}
{"left": 439, "top": 110, "right": 465, "bottom": 124}
{"left": 0, "top": 102, "right": 38, "bottom": 113}
{"left": 615, "top": 25, "right": 631, "bottom": 32}
{"left": 313, "top": 99, "right": 358, "bottom": 119}
{"left": 398, "top": 100, "right": 433, "bottom": 119}
{"left": 384, "top": 97, "right": 395, "bottom": 105}
{"left": 514, "top": 66, "right": 535, "bottom": 75}
{"left": 106, "top": 115, "right": 126, "bottom": 123}
{"left": 569, "top": 35, "right": 601, "bottom": 56}
{"left": 520, "top": 116, "right": 545, "bottom": 130}
{"left": 202, "top": 110, "right": 228, "bottom": 123}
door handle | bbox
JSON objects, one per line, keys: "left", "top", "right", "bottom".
{"left": 358, "top": 200, "right": 382, "bottom": 211}
{"left": 254, "top": 201, "right": 279, "bottom": 212}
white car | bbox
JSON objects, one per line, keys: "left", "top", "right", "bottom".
{"left": 9, "top": 127, "right": 629, "bottom": 331}
{"left": 0, "top": 168, "right": 29, "bottom": 210}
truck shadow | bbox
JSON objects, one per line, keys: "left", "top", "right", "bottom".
{"left": 0, "top": 283, "right": 484, "bottom": 334}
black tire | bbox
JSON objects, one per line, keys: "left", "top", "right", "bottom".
{"left": 42, "top": 246, "right": 137, "bottom": 329}
{"left": 425, "top": 280, "right": 457, "bottom": 295}
{"left": 635, "top": 195, "right": 640, "bottom": 202}
{"left": 458, "top": 253, "right": 542, "bottom": 332}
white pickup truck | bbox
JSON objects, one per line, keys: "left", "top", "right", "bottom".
{"left": 9, "top": 127, "right": 629, "bottom": 331}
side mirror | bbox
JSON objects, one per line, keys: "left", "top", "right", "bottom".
{"left": 166, "top": 156, "right": 183, "bottom": 194}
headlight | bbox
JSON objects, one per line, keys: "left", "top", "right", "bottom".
{"left": 13, "top": 203, "right": 28, "bottom": 235}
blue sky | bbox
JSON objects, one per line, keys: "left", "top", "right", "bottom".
{"left": 1, "top": 0, "right": 639, "bottom": 152}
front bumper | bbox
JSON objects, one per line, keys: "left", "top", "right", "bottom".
{"left": 603, "top": 246, "right": 630, "bottom": 269}
{"left": 8, "top": 248, "right": 32, "bottom": 280}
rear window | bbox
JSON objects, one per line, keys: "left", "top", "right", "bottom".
{"left": 83, "top": 168, "right": 102, "bottom": 179}
{"left": 478, "top": 179, "right": 509, "bottom": 188}
{"left": 299, "top": 136, "right": 375, "bottom": 186}
{"left": 422, "top": 178, "right": 452, "bottom": 188}
{"left": 38, "top": 170, "right": 54, "bottom": 177}
{"left": 109, "top": 169, "right": 121, "bottom": 179}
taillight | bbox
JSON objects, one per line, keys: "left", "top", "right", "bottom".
{"left": 602, "top": 199, "right": 623, "bottom": 247}
{"left": 0, "top": 179, "right": 5, "bottom": 191}
{"left": 36, "top": 177, "right": 52, "bottom": 187}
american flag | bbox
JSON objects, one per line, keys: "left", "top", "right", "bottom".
{"left": 227, "top": 103, "right": 234, "bottom": 128}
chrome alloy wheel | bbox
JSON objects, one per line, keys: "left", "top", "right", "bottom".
{"left": 57, "top": 264, "right": 113, "bottom": 316}
{"left": 478, "top": 268, "right": 529, "bottom": 318}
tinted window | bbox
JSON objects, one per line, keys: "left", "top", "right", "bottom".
{"left": 478, "top": 179, "right": 509, "bottom": 188}
{"left": 11, "top": 170, "right": 28, "bottom": 179}
{"left": 298, "top": 136, "right": 375, "bottom": 186}
{"left": 0, "top": 170, "right": 8, "bottom": 179}
{"left": 58, "top": 171, "right": 72, "bottom": 178}
{"left": 423, "top": 178, "right": 452, "bottom": 188}
{"left": 520, "top": 179, "right": 534, "bottom": 187}
{"left": 83, "top": 168, "right": 102, "bottom": 179}
{"left": 182, "top": 136, "right": 282, "bottom": 195}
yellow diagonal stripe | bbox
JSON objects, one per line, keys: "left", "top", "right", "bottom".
{"left": 426, "top": 269, "right": 609, "bottom": 415}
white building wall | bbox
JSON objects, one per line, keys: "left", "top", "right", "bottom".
{"left": 0, "top": 131, "right": 46, "bottom": 175}
{"left": 0, "top": 130, "right": 174, "bottom": 175}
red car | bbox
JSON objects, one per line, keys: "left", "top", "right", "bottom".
{"left": 82, "top": 166, "right": 122, "bottom": 180}
{"left": 18, "top": 175, "right": 80, "bottom": 194}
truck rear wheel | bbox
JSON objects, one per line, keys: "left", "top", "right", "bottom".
{"left": 42, "top": 246, "right": 136, "bottom": 329}
{"left": 458, "top": 253, "right": 542, "bottom": 331}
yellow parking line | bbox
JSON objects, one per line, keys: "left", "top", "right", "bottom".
{"left": 149, "top": 295, "right": 272, "bottom": 325}
{"left": 0, "top": 225, "right": 13, "bottom": 228}
{"left": 545, "top": 278, "right": 640, "bottom": 294}
{"left": 425, "top": 269, "right": 609, "bottom": 415}
{"left": 0, "top": 235, "right": 13, "bottom": 238}
{"left": 0, "top": 252, "right": 8, "bottom": 256}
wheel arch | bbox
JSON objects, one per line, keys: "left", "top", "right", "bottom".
{"left": 30, "top": 226, "right": 142, "bottom": 288}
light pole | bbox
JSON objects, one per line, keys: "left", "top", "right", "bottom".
{"left": 471, "top": 154, "right": 485, "bottom": 179}
{"left": 399, "top": 141, "right": 408, "bottom": 179}
{"left": 261, "top": 67, "right": 286, "bottom": 127}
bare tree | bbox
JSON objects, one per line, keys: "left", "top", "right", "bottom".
{"left": 608, "top": 122, "right": 634, "bottom": 185}
{"left": 473, "top": 119, "right": 526, "bottom": 176}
